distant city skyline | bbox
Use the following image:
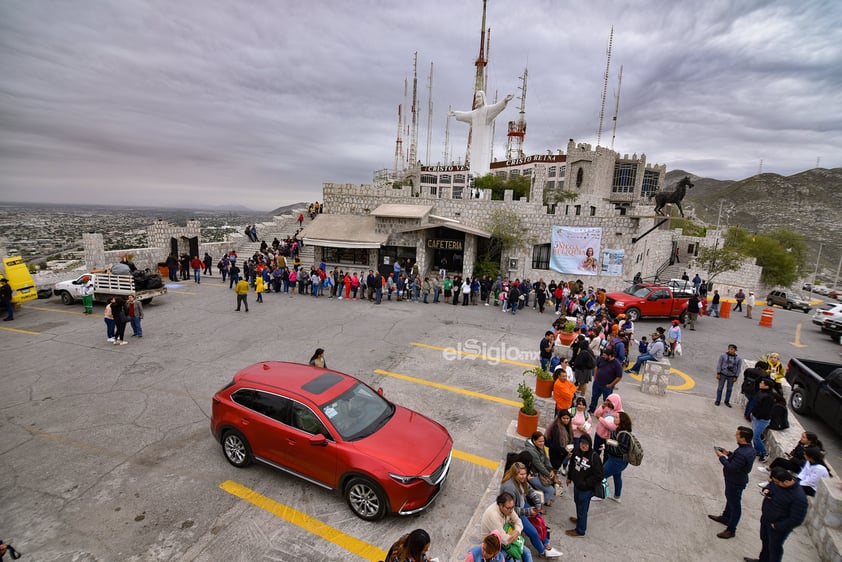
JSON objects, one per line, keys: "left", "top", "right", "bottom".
{"left": 2, "top": 0, "right": 841, "bottom": 211}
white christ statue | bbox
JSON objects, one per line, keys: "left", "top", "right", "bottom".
{"left": 449, "top": 90, "right": 514, "bottom": 177}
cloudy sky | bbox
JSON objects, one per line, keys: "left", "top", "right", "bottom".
{"left": 2, "top": 0, "right": 841, "bottom": 211}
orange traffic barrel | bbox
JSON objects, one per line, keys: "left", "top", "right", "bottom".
{"left": 719, "top": 301, "right": 731, "bottom": 319}
{"left": 759, "top": 307, "right": 774, "bottom": 328}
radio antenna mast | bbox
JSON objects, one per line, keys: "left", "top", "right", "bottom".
{"left": 610, "top": 64, "right": 623, "bottom": 150}
{"left": 425, "top": 62, "right": 434, "bottom": 166}
{"left": 596, "top": 25, "right": 613, "bottom": 147}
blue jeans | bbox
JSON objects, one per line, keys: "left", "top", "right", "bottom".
{"left": 529, "top": 476, "right": 555, "bottom": 505}
{"left": 510, "top": 301, "right": 518, "bottom": 314}
{"left": 628, "top": 353, "right": 654, "bottom": 373}
{"left": 573, "top": 486, "right": 593, "bottom": 535}
{"left": 193, "top": 268, "right": 201, "bottom": 283}
{"left": 519, "top": 514, "right": 548, "bottom": 555}
{"left": 752, "top": 416, "right": 770, "bottom": 457}
{"left": 229, "top": 273, "right": 239, "bottom": 289}
{"left": 589, "top": 380, "right": 614, "bottom": 412}
{"left": 716, "top": 376, "right": 737, "bottom": 403}
{"left": 709, "top": 303, "right": 720, "bottom": 317}
{"left": 540, "top": 357, "right": 551, "bottom": 372}
{"left": 130, "top": 316, "right": 142, "bottom": 337}
{"left": 744, "top": 393, "right": 757, "bottom": 419}
{"left": 104, "top": 318, "right": 115, "bottom": 339}
{"left": 433, "top": 288, "right": 440, "bottom": 303}
{"left": 722, "top": 481, "right": 746, "bottom": 532}
{"left": 603, "top": 455, "right": 629, "bottom": 497}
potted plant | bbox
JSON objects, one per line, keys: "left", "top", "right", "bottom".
{"left": 516, "top": 381, "right": 539, "bottom": 437}
{"left": 557, "top": 319, "right": 577, "bottom": 345}
{"left": 524, "top": 366, "right": 553, "bottom": 399}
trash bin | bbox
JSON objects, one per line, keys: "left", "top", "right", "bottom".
{"left": 157, "top": 263, "right": 168, "bottom": 278}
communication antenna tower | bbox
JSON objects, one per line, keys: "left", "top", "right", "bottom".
{"left": 610, "top": 65, "right": 623, "bottom": 150}
{"left": 596, "top": 26, "right": 614, "bottom": 147}
{"left": 506, "top": 67, "right": 528, "bottom": 160}
{"left": 758, "top": 159, "right": 763, "bottom": 174}
{"left": 393, "top": 104, "right": 403, "bottom": 176}
{"left": 443, "top": 106, "right": 452, "bottom": 164}
{"left": 408, "top": 52, "right": 419, "bottom": 169}
{"left": 816, "top": 156, "right": 821, "bottom": 168}
{"left": 425, "top": 62, "right": 434, "bottom": 166}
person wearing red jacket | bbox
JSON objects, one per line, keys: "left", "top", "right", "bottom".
{"left": 190, "top": 256, "right": 203, "bottom": 284}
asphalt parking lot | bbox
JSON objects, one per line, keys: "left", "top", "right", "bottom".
{"left": 1, "top": 281, "right": 837, "bottom": 561}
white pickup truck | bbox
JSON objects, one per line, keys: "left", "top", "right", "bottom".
{"left": 54, "top": 273, "right": 167, "bottom": 306}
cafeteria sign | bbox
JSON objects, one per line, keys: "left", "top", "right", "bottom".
{"left": 427, "top": 239, "right": 463, "bottom": 251}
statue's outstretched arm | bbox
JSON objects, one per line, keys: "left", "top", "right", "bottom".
{"left": 450, "top": 109, "right": 474, "bottom": 124}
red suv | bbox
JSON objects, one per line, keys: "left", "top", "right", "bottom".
{"left": 211, "top": 362, "right": 453, "bottom": 521}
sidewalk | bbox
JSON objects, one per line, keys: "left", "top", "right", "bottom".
{"left": 451, "top": 383, "right": 821, "bottom": 561}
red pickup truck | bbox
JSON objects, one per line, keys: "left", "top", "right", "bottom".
{"left": 605, "top": 283, "right": 704, "bottom": 322}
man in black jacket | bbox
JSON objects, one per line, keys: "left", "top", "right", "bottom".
{"left": 744, "top": 467, "right": 808, "bottom": 562}
{"left": 741, "top": 360, "right": 769, "bottom": 422}
{"left": 749, "top": 377, "right": 775, "bottom": 463}
{"left": 709, "top": 426, "right": 756, "bottom": 539}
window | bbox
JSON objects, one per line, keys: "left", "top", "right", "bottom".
{"left": 559, "top": 165, "right": 566, "bottom": 178}
{"left": 496, "top": 171, "right": 507, "bottom": 178}
{"left": 574, "top": 205, "right": 581, "bottom": 216}
{"left": 532, "top": 244, "right": 551, "bottom": 269}
{"left": 547, "top": 180, "right": 555, "bottom": 190}
{"left": 452, "top": 186, "right": 464, "bottom": 199}
{"left": 590, "top": 206, "right": 596, "bottom": 216}
{"left": 323, "top": 248, "right": 369, "bottom": 265}
{"left": 291, "top": 402, "right": 330, "bottom": 438}
{"left": 430, "top": 185, "right": 437, "bottom": 196}
{"left": 454, "top": 174, "right": 466, "bottom": 184}
{"left": 612, "top": 162, "right": 637, "bottom": 193}
{"left": 641, "top": 170, "right": 659, "bottom": 197}
{"left": 510, "top": 169, "right": 521, "bottom": 176}
{"left": 440, "top": 174, "right": 451, "bottom": 184}
{"left": 548, "top": 166, "right": 556, "bottom": 177}
{"left": 522, "top": 168, "right": 532, "bottom": 177}
{"left": 420, "top": 173, "right": 437, "bottom": 184}
{"left": 232, "top": 389, "right": 290, "bottom": 424}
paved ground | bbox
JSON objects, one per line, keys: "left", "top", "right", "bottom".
{"left": 1, "top": 280, "right": 838, "bottom": 561}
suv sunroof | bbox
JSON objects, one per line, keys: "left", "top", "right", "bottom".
{"left": 302, "top": 372, "right": 344, "bottom": 394}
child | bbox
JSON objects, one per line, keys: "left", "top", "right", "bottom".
{"left": 638, "top": 336, "right": 649, "bottom": 355}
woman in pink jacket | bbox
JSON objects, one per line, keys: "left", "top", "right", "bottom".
{"left": 593, "top": 393, "right": 623, "bottom": 456}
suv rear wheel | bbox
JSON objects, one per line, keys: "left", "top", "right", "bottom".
{"left": 222, "top": 429, "right": 253, "bottom": 468}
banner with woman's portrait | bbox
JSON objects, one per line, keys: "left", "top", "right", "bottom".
{"left": 550, "top": 226, "right": 602, "bottom": 276}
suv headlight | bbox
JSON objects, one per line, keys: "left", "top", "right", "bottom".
{"left": 389, "top": 473, "right": 420, "bottom": 485}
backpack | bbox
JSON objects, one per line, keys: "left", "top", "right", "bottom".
{"left": 620, "top": 430, "right": 644, "bottom": 466}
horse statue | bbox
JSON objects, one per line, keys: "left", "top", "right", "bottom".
{"left": 653, "top": 175, "right": 694, "bottom": 217}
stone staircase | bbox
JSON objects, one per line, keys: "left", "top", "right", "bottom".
{"left": 229, "top": 210, "right": 315, "bottom": 266}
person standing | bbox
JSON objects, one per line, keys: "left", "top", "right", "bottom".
{"left": 733, "top": 289, "right": 745, "bottom": 312}
{"left": 708, "top": 425, "right": 755, "bottom": 539}
{"left": 539, "top": 331, "right": 555, "bottom": 372}
{"left": 78, "top": 274, "right": 95, "bottom": 315}
{"left": 235, "top": 278, "right": 249, "bottom": 312}
{"left": 603, "top": 411, "right": 634, "bottom": 502}
{"left": 692, "top": 273, "right": 702, "bottom": 293}
{"left": 255, "top": 274, "right": 264, "bottom": 303}
{"left": 203, "top": 252, "right": 213, "bottom": 276}
{"left": 112, "top": 297, "right": 128, "bottom": 345}
{"left": 715, "top": 344, "right": 743, "bottom": 407}
{"left": 126, "top": 294, "right": 143, "bottom": 337}
{"left": 745, "top": 291, "right": 755, "bottom": 319}
{"left": 709, "top": 289, "right": 721, "bottom": 317}
{"left": 744, "top": 467, "right": 808, "bottom": 562}
{"left": 741, "top": 360, "right": 768, "bottom": 422}
{"left": 309, "top": 348, "right": 327, "bottom": 368}
{"left": 686, "top": 293, "right": 702, "bottom": 330}
{"left": 103, "top": 297, "right": 116, "bottom": 342}
{"left": 748, "top": 377, "right": 775, "bottom": 462}
{"left": 1, "top": 277, "right": 14, "bottom": 321}
{"left": 588, "top": 348, "right": 623, "bottom": 413}
{"left": 566, "top": 433, "right": 603, "bottom": 537}
{"left": 190, "top": 256, "right": 203, "bottom": 284}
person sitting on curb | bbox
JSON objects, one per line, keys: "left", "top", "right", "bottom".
{"left": 625, "top": 332, "right": 666, "bottom": 374}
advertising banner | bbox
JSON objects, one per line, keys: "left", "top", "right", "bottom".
{"left": 550, "top": 226, "right": 602, "bottom": 275}
{"left": 600, "top": 248, "right": 625, "bottom": 277}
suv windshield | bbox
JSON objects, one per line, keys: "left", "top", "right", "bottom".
{"left": 623, "top": 285, "right": 652, "bottom": 298}
{"left": 321, "top": 382, "right": 394, "bottom": 441}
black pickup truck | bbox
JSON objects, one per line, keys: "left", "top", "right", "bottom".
{"left": 785, "top": 358, "right": 842, "bottom": 436}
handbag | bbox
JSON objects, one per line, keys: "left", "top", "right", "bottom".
{"left": 539, "top": 473, "right": 554, "bottom": 487}
{"left": 502, "top": 522, "right": 525, "bottom": 560}
{"left": 594, "top": 478, "right": 609, "bottom": 499}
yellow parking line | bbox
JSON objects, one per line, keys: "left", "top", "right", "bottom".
{"left": 453, "top": 449, "right": 500, "bottom": 470}
{"left": 23, "top": 305, "right": 86, "bottom": 315}
{"left": 374, "top": 369, "right": 520, "bottom": 407}
{"left": 219, "top": 480, "right": 386, "bottom": 562}
{"left": 0, "top": 326, "right": 40, "bottom": 335}
{"left": 410, "top": 342, "right": 535, "bottom": 368}
{"left": 624, "top": 368, "right": 695, "bottom": 391}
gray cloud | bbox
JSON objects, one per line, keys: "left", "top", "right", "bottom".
{"left": 1, "top": 0, "right": 840, "bottom": 210}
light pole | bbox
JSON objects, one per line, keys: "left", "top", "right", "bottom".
{"left": 813, "top": 243, "right": 823, "bottom": 296}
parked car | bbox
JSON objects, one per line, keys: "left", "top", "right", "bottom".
{"left": 604, "top": 283, "right": 705, "bottom": 322}
{"left": 822, "top": 317, "right": 842, "bottom": 343}
{"left": 802, "top": 283, "right": 813, "bottom": 292}
{"left": 828, "top": 290, "right": 840, "bottom": 300}
{"left": 812, "top": 303, "right": 842, "bottom": 327}
{"left": 211, "top": 361, "right": 453, "bottom": 521}
{"left": 785, "top": 358, "right": 842, "bottom": 436}
{"left": 765, "top": 289, "right": 812, "bottom": 312}
{"left": 812, "top": 286, "right": 831, "bottom": 296}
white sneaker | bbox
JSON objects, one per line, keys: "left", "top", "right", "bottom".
{"left": 543, "top": 547, "right": 563, "bottom": 558}
{"left": 591, "top": 496, "right": 603, "bottom": 502}
{"left": 107, "top": 338, "right": 115, "bottom": 342}
{"left": 756, "top": 466, "right": 769, "bottom": 474}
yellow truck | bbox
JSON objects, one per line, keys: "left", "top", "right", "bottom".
{"left": 1, "top": 256, "right": 38, "bottom": 305}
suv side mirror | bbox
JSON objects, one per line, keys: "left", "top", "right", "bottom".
{"left": 309, "top": 434, "right": 328, "bottom": 447}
